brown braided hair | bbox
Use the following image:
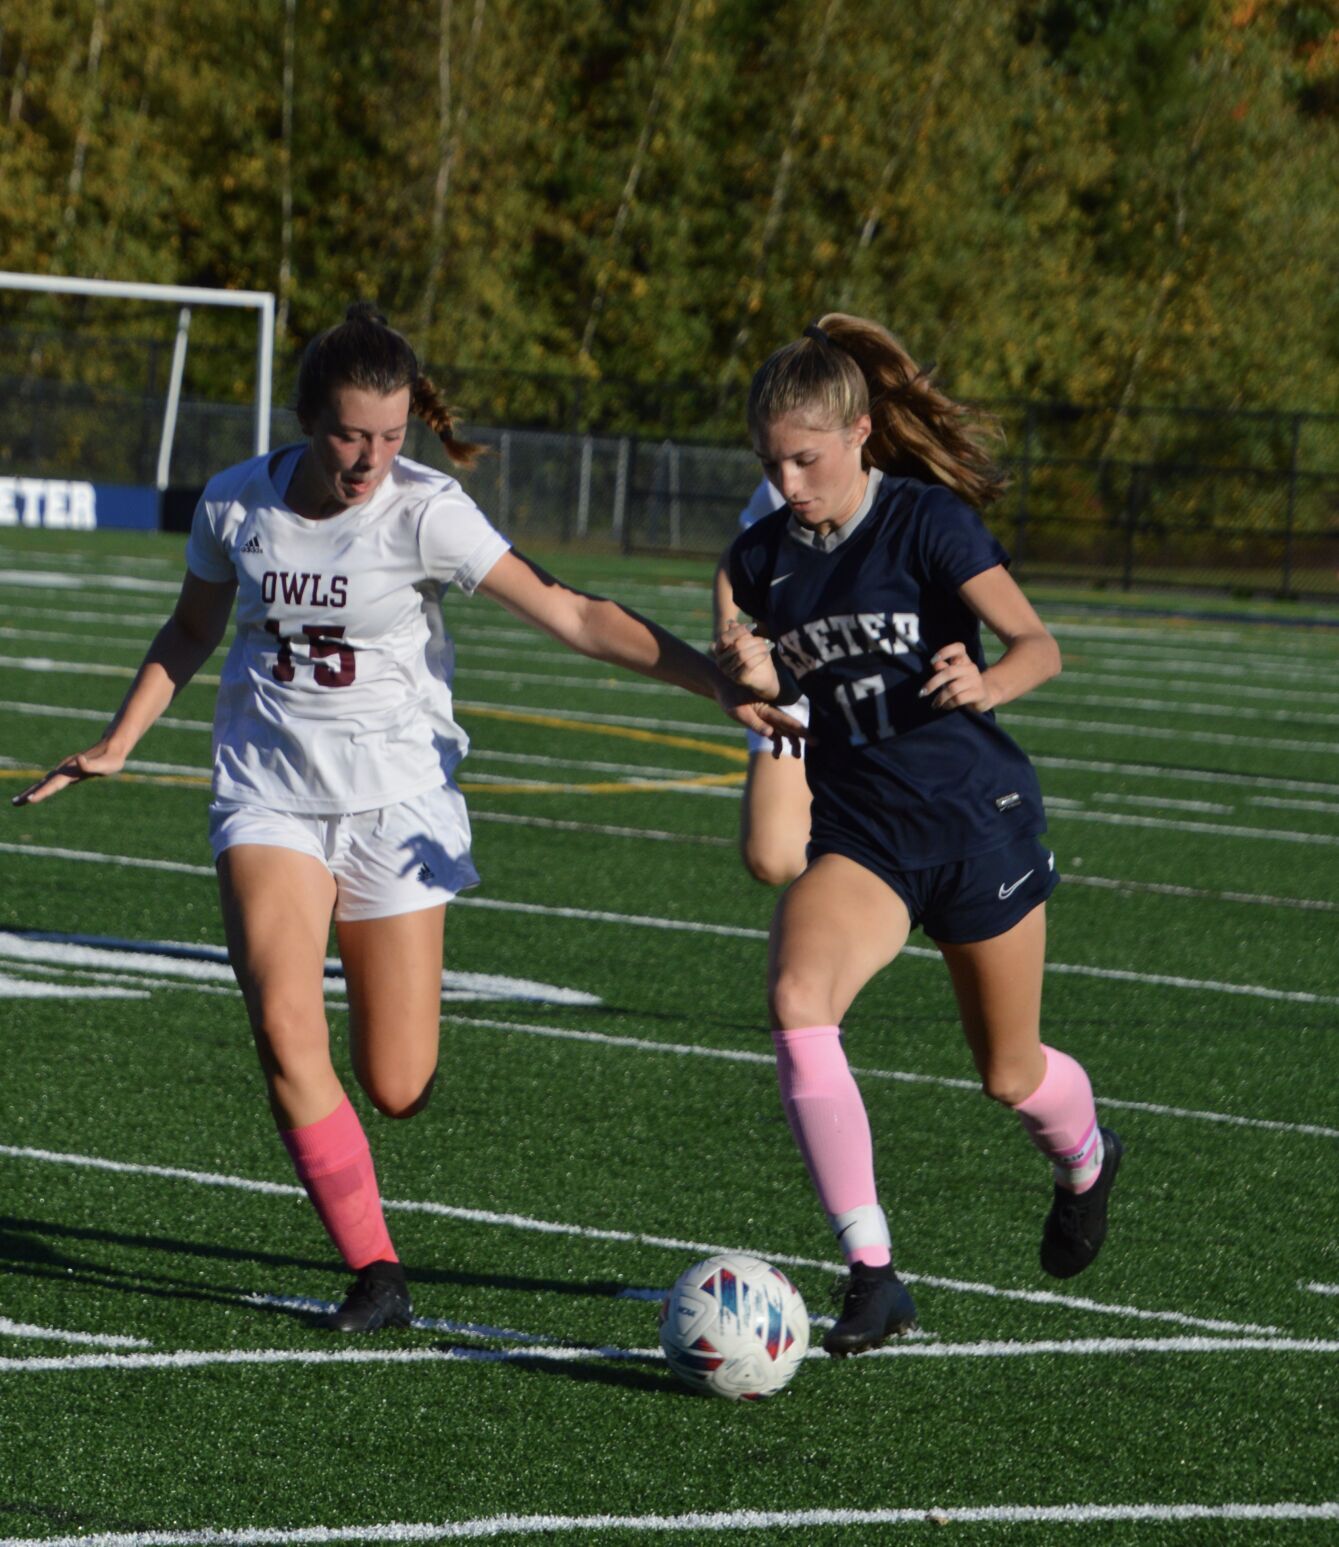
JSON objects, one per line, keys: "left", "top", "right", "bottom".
{"left": 747, "top": 312, "right": 1006, "bottom": 508}
{"left": 295, "top": 302, "right": 484, "bottom": 469}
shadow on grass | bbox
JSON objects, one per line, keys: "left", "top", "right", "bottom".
{"left": 427, "top": 1338, "right": 690, "bottom": 1396}
{"left": 0, "top": 1215, "right": 676, "bottom": 1325}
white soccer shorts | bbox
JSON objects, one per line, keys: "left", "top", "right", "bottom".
{"left": 207, "top": 783, "right": 479, "bottom": 921}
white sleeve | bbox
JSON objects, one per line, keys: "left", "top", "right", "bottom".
{"left": 184, "top": 494, "right": 235, "bottom": 582}
{"left": 417, "top": 485, "right": 512, "bottom": 594}
{"left": 737, "top": 478, "right": 786, "bottom": 532}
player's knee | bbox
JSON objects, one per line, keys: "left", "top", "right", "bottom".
{"left": 364, "top": 1068, "right": 437, "bottom": 1120}
{"left": 768, "top": 970, "right": 835, "bottom": 1030}
{"left": 979, "top": 1061, "right": 1038, "bottom": 1108}
{"left": 248, "top": 999, "right": 331, "bottom": 1082}
{"left": 741, "top": 840, "right": 805, "bottom": 888}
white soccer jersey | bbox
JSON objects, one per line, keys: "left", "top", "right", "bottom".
{"left": 186, "top": 445, "right": 510, "bottom": 814}
{"left": 738, "top": 477, "right": 786, "bottom": 533}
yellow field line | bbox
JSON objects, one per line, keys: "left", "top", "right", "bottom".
{"left": 458, "top": 703, "right": 750, "bottom": 765}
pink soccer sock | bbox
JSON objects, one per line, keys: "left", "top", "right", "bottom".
{"left": 279, "top": 1095, "right": 399, "bottom": 1270}
{"left": 773, "top": 1025, "right": 891, "bottom": 1267}
{"left": 1013, "top": 1045, "right": 1104, "bottom": 1193}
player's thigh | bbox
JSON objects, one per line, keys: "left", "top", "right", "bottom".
{"left": 767, "top": 853, "right": 911, "bottom": 1028}
{"left": 217, "top": 843, "right": 336, "bottom": 1029}
{"left": 740, "top": 750, "right": 811, "bottom": 886}
{"left": 936, "top": 902, "right": 1047, "bottom": 1104}
{"left": 336, "top": 904, "right": 446, "bottom": 1118}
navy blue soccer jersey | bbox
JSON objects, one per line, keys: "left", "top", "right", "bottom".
{"left": 727, "top": 471, "right": 1047, "bottom": 869}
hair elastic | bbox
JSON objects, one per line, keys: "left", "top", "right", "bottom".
{"left": 802, "top": 323, "right": 831, "bottom": 346}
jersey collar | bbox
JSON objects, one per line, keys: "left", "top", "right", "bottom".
{"left": 786, "top": 467, "right": 883, "bottom": 552}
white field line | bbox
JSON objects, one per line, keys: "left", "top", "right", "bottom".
{"left": 0, "top": 568, "right": 180, "bottom": 594}
{"left": 1056, "top": 674, "right": 1339, "bottom": 711}
{"left": 472, "top": 811, "right": 732, "bottom": 845}
{"left": 0, "top": 653, "right": 219, "bottom": 686}
{"left": 0, "top": 842, "right": 214, "bottom": 877}
{"left": 3, "top": 1336, "right": 1338, "bottom": 1382}
{"left": 0, "top": 1143, "right": 1284, "bottom": 1335}
{"left": 2, "top": 842, "right": 1335, "bottom": 1004}
{"left": 0, "top": 970, "right": 148, "bottom": 1001}
{"left": 1004, "top": 708, "right": 1339, "bottom": 757}
{"left": 1051, "top": 683, "right": 1335, "bottom": 717}
{"left": 0, "top": 602, "right": 167, "bottom": 627}
{"left": 448, "top": 1014, "right": 1339, "bottom": 1145}
{"left": 0, "top": 699, "right": 212, "bottom": 732}
{"left": 3, "top": 960, "right": 240, "bottom": 998}
{"left": 1254, "top": 794, "right": 1339, "bottom": 815}
{"left": 0, "top": 624, "right": 159, "bottom": 651}
{"left": 1093, "top": 792, "right": 1233, "bottom": 814}
{"left": 1049, "top": 806, "right": 1339, "bottom": 847}
{"left": 470, "top": 748, "right": 708, "bottom": 780}
{"left": 0, "top": 1317, "right": 151, "bottom": 1349}
{"left": 1049, "top": 619, "right": 1322, "bottom": 646}
{"left": 463, "top": 770, "right": 738, "bottom": 799}
{"left": 1066, "top": 649, "right": 1337, "bottom": 683}
{"left": 1031, "top": 752, "right": 1339, "bottom": 796}
{"left": 1302, "top": 1282, "right": 1339, "bottom": 1296}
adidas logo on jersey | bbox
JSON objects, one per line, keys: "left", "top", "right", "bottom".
{"left": 240, "top": 535, "right": 263, "bottom": 554}
{"left": 416, "top": 864, "right": 436, "bottom": 884}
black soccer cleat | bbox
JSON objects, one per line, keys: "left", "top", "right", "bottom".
{"left": 325, "top": 1259, "right": 413, "bottom": 1333}
{"left": 822, "top": 1262, "right": 919, "bottom": 1358}
{"left": 1040, "top": 1128, "right": 1124, "bottom": 1279}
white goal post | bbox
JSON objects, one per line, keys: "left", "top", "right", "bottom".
{"left": 0, "top": 271, "right": 276, "bottom": 488}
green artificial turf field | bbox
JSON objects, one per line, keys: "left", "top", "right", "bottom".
{"left": 0, "top": 529, "right": 1336, "bottom": 1545}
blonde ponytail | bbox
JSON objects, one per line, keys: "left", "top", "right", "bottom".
{"left": 748, "top": 313, "right": 1007, "bottom": 508}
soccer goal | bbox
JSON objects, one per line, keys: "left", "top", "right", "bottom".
{"left": 0, "top": 271, "right": 275, "bottom": 491}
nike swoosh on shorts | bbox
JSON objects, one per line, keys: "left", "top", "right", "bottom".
{"left": 998, "top": 869, "right": 1035, "bottom": 900}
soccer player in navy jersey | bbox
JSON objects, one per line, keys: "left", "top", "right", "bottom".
{"left": 714, "top": 314, "right": 1122, "bottom": 1357}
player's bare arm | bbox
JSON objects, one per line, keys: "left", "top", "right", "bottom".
{"left": 918, "top": 565, "right": 1061, "bottom": 713}
{"left": 711, "top": 552, "right": 739, "bottom": 644}
{"left": 476, "top": 549, "right": 803, "bottom": 746}
{"left": 12, "top": 571, "right": 237, "bottom": 806}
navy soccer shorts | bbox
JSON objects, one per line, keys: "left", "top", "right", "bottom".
{"left": 808, "top": 831, "right": 1059, "bottom": 944}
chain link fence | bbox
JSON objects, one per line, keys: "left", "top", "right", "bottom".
{"left": 1, "top": 340, "right": 1336, "bottom": 601}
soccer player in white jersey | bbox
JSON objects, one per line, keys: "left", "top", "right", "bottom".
{"left": 14, "top": 303, "right": 798, "bottom": 1333}
{"left": 713, "top": 315, "right": 1122, "bottom": 1357}
{"left": 712, "top": 479, "right": 811, "bottom": 886}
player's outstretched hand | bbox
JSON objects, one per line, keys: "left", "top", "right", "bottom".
{"left": 11, "top": 740, "right": 127, "bottom": 807}
{"left": 712, "top": 619, "right": 781, "bottom": 700}
{"left": 716, "top": 685, "right": 808, "bottom": 760}
{"left": 918, "top": 642, "right": 995, "bottom": 712}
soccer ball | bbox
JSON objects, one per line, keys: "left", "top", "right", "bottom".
{"left": 658, "top": 1253, "right": 809, "bottom": 1400}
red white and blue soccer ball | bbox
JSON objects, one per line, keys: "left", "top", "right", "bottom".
{"left": 658, "top": 1253, "right": 809, "bottom": 1400}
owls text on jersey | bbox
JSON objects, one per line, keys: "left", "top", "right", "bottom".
{"left": 727, "top": 470, "right": 1046, "bottom": 868}
{"left": 186, "top": 445, "right": 511, "bottom": 815}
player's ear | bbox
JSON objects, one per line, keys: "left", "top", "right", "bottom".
{"left": 847, "top": 413, "right": 872, "bottom": 450}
